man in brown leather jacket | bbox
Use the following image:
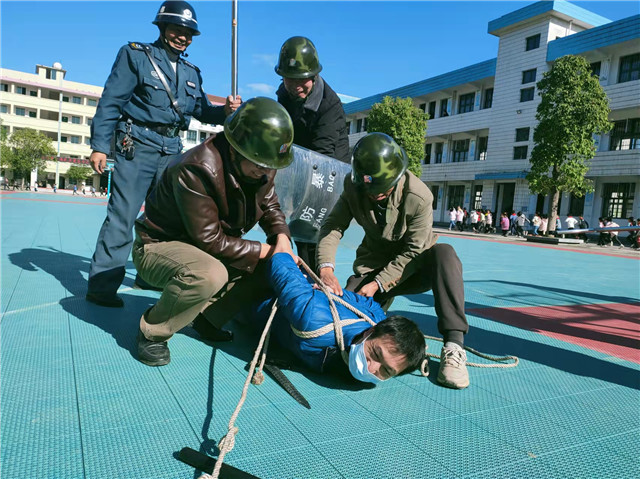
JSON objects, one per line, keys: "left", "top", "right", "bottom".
{"left": 132, "top": 97, "right": 297, "bottom": 366}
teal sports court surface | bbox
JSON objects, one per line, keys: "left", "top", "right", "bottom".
{"left": 1, "top": 191, "right": 639, "bottom": 479}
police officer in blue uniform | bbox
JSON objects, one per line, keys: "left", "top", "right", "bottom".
{"left": 87, "top": 1, "right": 241, "bottom": 307}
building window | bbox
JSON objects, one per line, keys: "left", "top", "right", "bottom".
{"left": 520, "top": 87, "right": 535, "bottom": 102}
{"left": 428, "top": 101, "right": 436, "bottom": 119}
{"left": 525, "top": 34, "right": 540, "bottom": 51}
{"left": 477, "top": 136, "right": 488, "bottom": 160}
{"left": 568, "top": 194, "right": 585, "bottom": 216}
{"left": 515, "top": 127, "right": 530, "bottom": 142}
{"left": 431, "top": 185, "right": 439, "bottom": 210}
{"left": 88, "top": 99, "right": 97, "bottom": 107}
{"left": 72, "top": 96, "right": 82, "bottom": 105}
{"left": 186, "top": 130, "right": 197, "bottom": 142}
{"left": 439, "top": 99, "right": 449, "bottom": 117}
{"left": 28, "top": 111, "right": 37, "bottom": 118}
{"left": 62, "top": 96, "right": 69, "bottom": 102}
{"left": 522, "top": 69, "right": 537, "bottom": 84}
{"left": 458, "top": 93, "right": 475, "bottom": 114}
{"left": 513, "top": 145, "right": 528, "bottom": 160}
{"left": 346, "top": 121, "right": 351, "bottom": 134}
{"left": 602, "top": 183, "right": 634, "bottom": 218}
{"left": 30, "top": 90, "right": 37, "bottom": 97}
{"left": 0, "top": 104, "right": 8, "bottom": 114}
{"left": 618, "top": 53, "right": 640, "bottom": 83}
{"left": 84, "top": 138, "right": 91, "bottom": 145}
{"left": 424, "top": 144, "right": 431, "bottom": 164}
{"left": 356, "top": 118, "right": 365, "bottom": 132}
{"left": 482, "top": 88, "right": 493, "bottom": 109}
{"left": 16, "top": 86, "right": 27, "bottom": 95}
{"left": 199, "top": 131, "right": 207, "bottom": 142}
{"left": 15, "top": 107, "right": 26, "bottom": 116}
{"left": 70, "top": 136, "right": 80, "bottom": 144}
{"left": 418, "top": 103, "right": 426, "bottom": 112}
{"left": 61, "top": 135, "right": 68, "bottom": 143}
{"left": 0, "top": 83, "right": 8, "bottom": 92}
{"left": 473, "top": 185, "right": 483, "bottom": 210}
{"left": 452, "top": 139, "right": 470, "bottom": 162}
{"left": 434, "top": 142, "right": 444, "bottom": 163}
{"left": 87, "top": 117, "right": 93, "bottom": 126}
{"left": 71, "top": 116, "right": 81, "bottom": 124}
{"left": 62, "top": 116, "right": 69, "bottom": 123}
{"left": 447, "top": 185, "right": 465, "bottom": 209}
{"left": 609, "top": 118, "right": 640, "bottom": 151}
{"left": 590, "top": 61, "right": 601, "bottom": 78}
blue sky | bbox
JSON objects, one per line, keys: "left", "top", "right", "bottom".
{"left": 1, "top": 1, "right": 637, "bottom": 101}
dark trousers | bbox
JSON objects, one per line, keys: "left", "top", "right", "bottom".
{"left": 295, "top": 241, "right": 317, "bottom": 273}
{"left": 345, "top": 243, "right": 468, "bottom": 344}
{"left": 88, "top": 134, "right": 178, "bottom": 296}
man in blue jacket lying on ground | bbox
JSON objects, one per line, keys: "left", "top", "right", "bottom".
{"left": 253, "top": 252, "right": 426, "bottom": 383}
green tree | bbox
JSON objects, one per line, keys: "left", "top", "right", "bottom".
{"left": 365, "top": 96, "right": 428, "bottom": 177}
{"left": 3, "top": 128, "right": 55, "bottom": 186}
{"left": 527, "top": 55, "right": 611, "bottom": 234}
{"left": 0, "top": 121, "right": 10, "bottom": 172}
{"left": 67, "top": 165, "right": 93, "bottom": 185}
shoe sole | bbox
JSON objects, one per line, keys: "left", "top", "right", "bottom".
{"left": 138, "top": 357, "right": 170, "bottom": 367}
{"left": 85, "top": 294, "right": 124, "bottom": 308}
{"left": 437, "top": 373, "right": 469, "bottom": 389}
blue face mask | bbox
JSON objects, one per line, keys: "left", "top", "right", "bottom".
{"left": 348, "top": 338, "right": 382, "bottom": 384}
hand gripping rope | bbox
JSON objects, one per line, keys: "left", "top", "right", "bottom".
{"left": 200, "top": 259, "right": 518, "bottom": 479}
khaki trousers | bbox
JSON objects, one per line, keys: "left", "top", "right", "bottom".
{"left": 132, "top": 238, "right": 269, "bottom": 341}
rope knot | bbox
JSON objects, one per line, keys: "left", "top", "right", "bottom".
{"left": 251, "top": 371, "right": 264, "bottom": 385}
{"left": 218, "top": 426, "right": 239, "bottom": 452}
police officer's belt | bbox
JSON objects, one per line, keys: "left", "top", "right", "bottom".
{"left": 123, "top": 117, "right": 181, "bottom": 138}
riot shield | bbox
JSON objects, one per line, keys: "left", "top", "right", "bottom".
{"left": 274, "top": 145, "right": 351, "bottom": 243}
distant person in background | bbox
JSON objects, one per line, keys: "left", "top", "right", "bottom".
{"left": 448, "top": 208, "right": 457, "bottom": 230}
{"left": 470, "top": 210, "right": 479, "bottom": 232}
{"left": 531, "top": 212, "right": 541, "bottom": 236}
{"left": 605, "top": 217, "right": 623, "bottom": 247}
{"left": 500, "top": 212, "right": 510, "bottom": 237}
{"left": 72, "top": 184, "right": 78, "bottom": 195}
{"left": 539, "top": 214, "right": 548, "bottom": 236}
{"left": 455, "top": 206, "right": 464, "bottom": 231}
{"left": 516, "top": 211, "right": 530, "bottom": 237}
{"left": 577, "top": 216, "right": 589, "bottom": 242}
{"left": 53, "top": 184, "right": 57, "bottom": 194}
{"left": 509, "top": 210, "right": 518, "bottom": 236}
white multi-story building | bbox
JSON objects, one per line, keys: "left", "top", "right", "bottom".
{"left": 0, "top": 64, "right": 225, "bottom": 190}
{"left": 345, "top": 1, "right": 640, "bottom": 227}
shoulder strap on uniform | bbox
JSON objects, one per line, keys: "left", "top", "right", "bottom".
{"left": 181, "top": 59, "right": 200, "bottom": 72}
{"left": 128, "top": 42, "right": 148, "bottom": 51}
{"left": 142, "top": 47, "right": 187, "bottom": 127}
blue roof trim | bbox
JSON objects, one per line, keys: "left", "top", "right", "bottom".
{"left": 488, "top": 0, "right": 610, "bottom": 35}
{"left": 547, "top": 15, "right": 640, "bottom": 61}
{"left": 344, "top": 59, "right": 496, "bottom": 115}
{"left": 475, "top": 171, "right": 528, "bottom": 180}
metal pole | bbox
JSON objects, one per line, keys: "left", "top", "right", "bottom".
{"left": 231, "top": 0, "right": 238, "bottom": 98}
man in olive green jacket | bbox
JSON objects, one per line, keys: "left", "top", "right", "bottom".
{"left": 317, "top": 133, "right": 469, "bottom": 389}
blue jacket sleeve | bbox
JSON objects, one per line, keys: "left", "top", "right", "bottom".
{"left": 90, "top": 46, "right": 138, "bottom": 154}
{"left": 267, "top": 253, "right": 315, "bottom": 328}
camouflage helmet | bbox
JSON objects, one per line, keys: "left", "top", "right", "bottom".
{"left": 153, "top": 1, "right": 200, "bottom": 35}
{"left": 224, "top": 97, "right": 294, "bottom": 169}
{"left": 351, "top": 133, "right": 409, "bottom": 195}
{"left": 275, "top": 36, "right": 323, "bottom": 79}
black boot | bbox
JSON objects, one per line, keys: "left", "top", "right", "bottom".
{"left": 85, "top": 292, "right": 124, "bottom": 308}
{"left": 192, "top": 314, "right": 234, "bottom": 342}
{"left": 137, "top": 331, "right": 170, "bottom": 367}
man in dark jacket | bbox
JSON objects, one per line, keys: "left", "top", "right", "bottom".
{"left": 275, "top": 36, "right": 350, "bottom": 272}
{"left": 132, "top": 98, "right": 296, "bottom": 366}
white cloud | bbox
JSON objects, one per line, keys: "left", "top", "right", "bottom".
{"left": 252, "top": 53, "right": 277, "bottom": 67}
{"left": 246, "top": 83, "right": 276, "bottom": 95}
